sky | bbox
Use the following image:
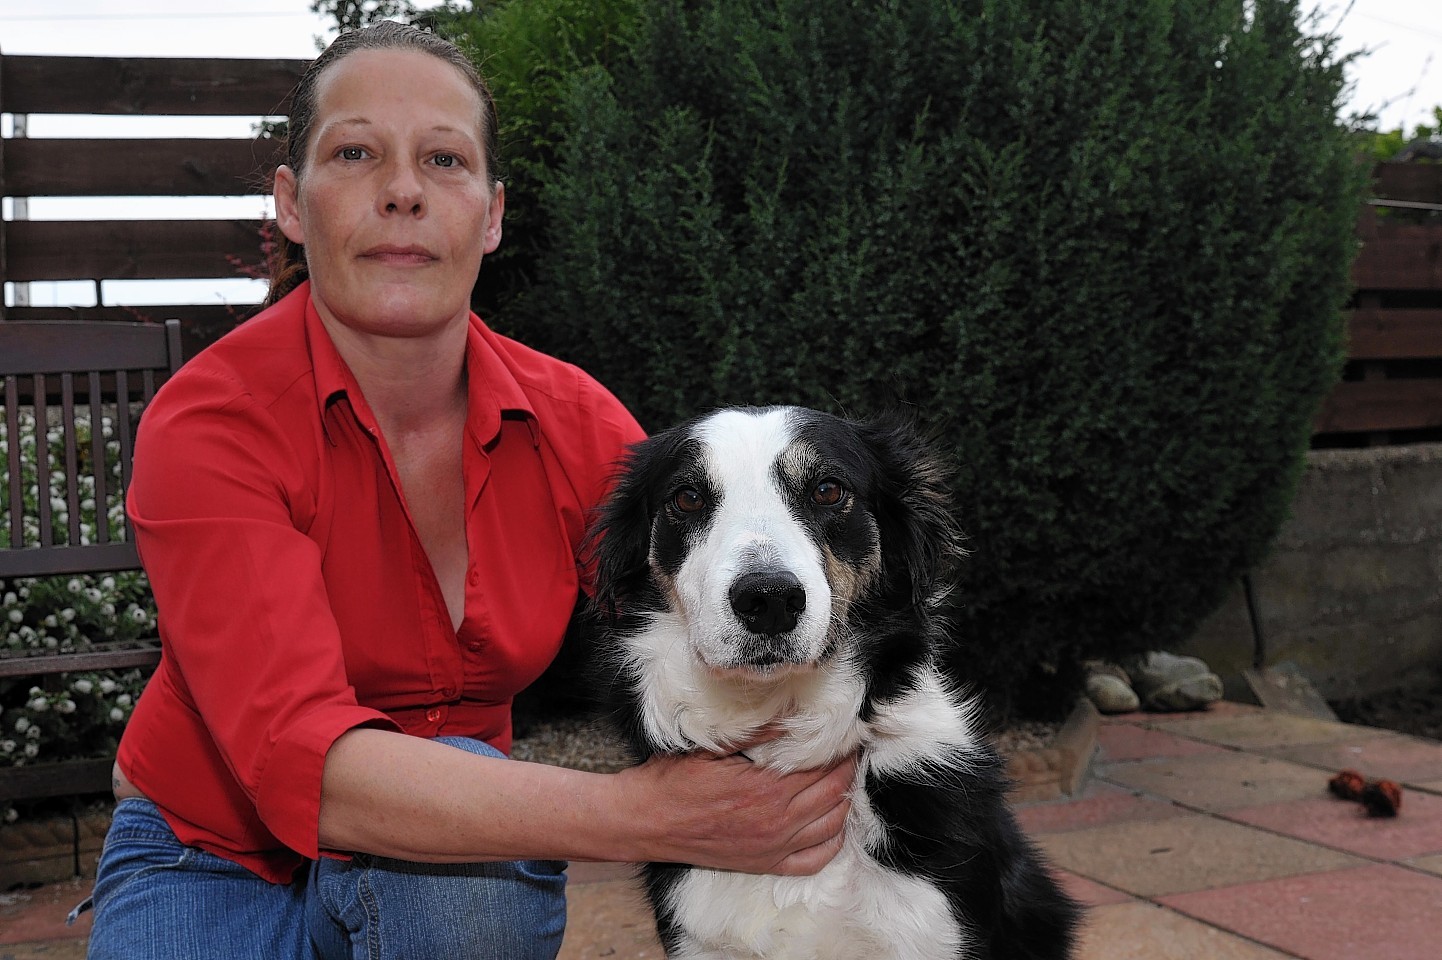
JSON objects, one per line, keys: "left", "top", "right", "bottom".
{"left": 0, "top": 0, "right": 1437, "bottom": 310}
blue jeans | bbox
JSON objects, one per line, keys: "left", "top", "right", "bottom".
{"left": 84, "top": 737, "right": 567, "bottom": 959}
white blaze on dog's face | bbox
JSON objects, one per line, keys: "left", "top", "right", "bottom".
{"left": 648, "top": 407, "right": 884, "bottom": 675}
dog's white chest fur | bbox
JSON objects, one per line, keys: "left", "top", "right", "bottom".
{"left": 665, "top": 831, "right": 964, "bottom": 960}
{"left": 629, "top": 616, "right": 977, "bottom": 959}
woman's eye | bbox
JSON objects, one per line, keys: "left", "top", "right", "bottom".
{"left": 672, "top": 487, "right": 705, "bottom": 514}
{"left": 812, "top": 479, "right": 846, "bottom": 506}
{"left": 432, "top": 153, "right": 457, "bottom": 168}
{"left": 338, "top": 146, "right": 367, "bottom": 161}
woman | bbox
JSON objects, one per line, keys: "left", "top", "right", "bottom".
{"left": 86, "top": 22, "right": 854, "bottom": 960}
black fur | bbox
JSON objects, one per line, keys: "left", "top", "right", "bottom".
{"left": 589, "top": 407, "right": 1079, "bottom": 959}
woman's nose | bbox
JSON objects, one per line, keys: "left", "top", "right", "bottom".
{"left": 378, "top": 161, "right": 425, "bottom": 215}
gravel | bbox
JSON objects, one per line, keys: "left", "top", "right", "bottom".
{"left": 510, "top": 715, "right": 1061, "bottom": 771}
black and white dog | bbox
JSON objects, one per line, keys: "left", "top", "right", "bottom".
{"left": 590, "top": 406, "right": 1078, "bottom": 960}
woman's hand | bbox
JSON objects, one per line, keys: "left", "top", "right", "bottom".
{"left": 615, "top": 750, "right": 857, "bottom": 876}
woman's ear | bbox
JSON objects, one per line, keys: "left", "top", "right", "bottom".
{"left": 273, "top": 165, "right": 306, "bottom": 246}
{"left": 482, "top": 181, "right": 505, "bottom": 255}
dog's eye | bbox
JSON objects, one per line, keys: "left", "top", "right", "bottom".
{"left": 812, "top": 479, "right": 847, "bottom": 506}
{"left": 672, "top": 487, "right": 705, "bottom": 513}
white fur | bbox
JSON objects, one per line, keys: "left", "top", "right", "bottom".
{"left": 659, "top": 409, "right": 836, "bottom": 670}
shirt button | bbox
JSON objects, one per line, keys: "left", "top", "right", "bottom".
{"left": 467, "top": 570, "right": 479, "bottom": 586}
{"left": 466, "top": 640, "right": 482, "bottom": 653}
{"left": 426, "top": 707, "right": 442, "bottom": 722}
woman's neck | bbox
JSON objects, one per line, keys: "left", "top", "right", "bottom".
{"left": 320, "top": 312, "right": 470, "bottom": 436}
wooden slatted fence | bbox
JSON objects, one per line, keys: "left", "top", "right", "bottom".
{"left": 0, "top": 52, "right": 307, "bottom": 348}
{"left": 1315, "top": 162, "right": 1442, "bottom": 445}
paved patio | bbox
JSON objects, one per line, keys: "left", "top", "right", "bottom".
{"left": 4, "top": 701, "right": 1441, "bottom": 958}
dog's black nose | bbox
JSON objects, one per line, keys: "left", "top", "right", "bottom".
{"left": 729, "top": 571, "right": 805, "bottom": 635}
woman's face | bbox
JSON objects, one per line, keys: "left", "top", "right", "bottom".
{"left": 273, "top": 47, "right": 503, "bottom": 339}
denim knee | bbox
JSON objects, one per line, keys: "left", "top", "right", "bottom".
{"left": 87, "top": 799, "right": 310, "bottom": 960}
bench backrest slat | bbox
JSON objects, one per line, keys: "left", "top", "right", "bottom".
{"left": 0, "top": 319, "right": 182, "bottom": 579}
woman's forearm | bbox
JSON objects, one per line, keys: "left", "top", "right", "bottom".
{"left": 317, "top": 726, "right": 856, "bottom": 874}
{"left": 317, "top": 728, "right": 640, "bottom": 863}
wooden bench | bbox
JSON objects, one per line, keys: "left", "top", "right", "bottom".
{"left": 0, "top": 318, "right": 183, "bottom": 801}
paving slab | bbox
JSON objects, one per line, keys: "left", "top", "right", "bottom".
{"left": 0, "top": 881, "right": 89, "bottom": 946}
{"left": 1053, "top": 870, "right": 1132, "bottom": 908}
{"left": 1407, "top": 853, "right": 1442, "bottom": 876}
{"left": 1075, "top": 900, "right": 1296, "bottom": 960}
{"left": 1100, "top": 751, "right": 1333, "bottom": 811}
{"left": 1146, "top": 711, "right": 1367, "bottom": 750}
{"left": 558, "top": 877, "right": 664, "bottom": 960}
{"left": 1013, "top": 781, "right": 1186, "bottom": 836}
{"left": 1095, "top": 723, "right": 1232, "bottom": 763}
{"left": 1262, "top": 732, "right": 1442, "bottom": 785}
{"left": 1037, "top": 813, "right": 1364, "bottom": 897}
{"left": 1160, "top": 863, "right": 1442, "bottom": 960}
{"left": 1225, "top": 791, "right": 1442, "bottom": 861}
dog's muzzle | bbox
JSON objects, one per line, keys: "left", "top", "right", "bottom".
{"left": 728, "top": 570, "right": 806, "bottom": 636}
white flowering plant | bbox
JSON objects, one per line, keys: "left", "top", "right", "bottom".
{"left": 1, "top": 404, "right": 158, "bottom": 823}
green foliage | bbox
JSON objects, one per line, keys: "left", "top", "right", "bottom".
{"left": 443, "top": 0, "right": 642, "bottom": 315}
{"left": 1352, "top": 106, "right": 1442, "bottom": 163}
{"left": 503, "top": 0, "right": 1365, "bottom": 718}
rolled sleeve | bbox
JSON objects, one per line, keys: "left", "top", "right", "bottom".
{"left": 255, "top": 702, "right": 398, "bottom": 858}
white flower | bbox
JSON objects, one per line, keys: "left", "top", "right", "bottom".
{"left": 56, "top": 699, "right": 76, "bottom": 715}
{"left": 116, "top": 694, "right": 132, "bottom": 706}
{"left": 28, "top": 696, "right": 49, "bottom": 712}
{"left": 60, "top": 608, "right": 76, "bottom": 622}
{"left": 2, "top": 591, "right": 15, "bottom": 605}
{"left": 85, "top": 588, "right": 103, "bottom": 604}
{"left": 109, "top": 708, "right": 125, "bottom": 722}
{"left": 128, "top": 607, "right": 148, "bottom": 623}
{"left": 100, "top": 603, "right": 115, "bottom": 617}
{"left": 23, "top": 742, "right": 38, "bottom": 758}
{"left": 67, "top": 579, "right": 84, "bottom": 595}
{"left": 5, "top": 609, "right": 20, "bottom": 624}
{"left": 0, "top": 740, "right": 14, "bottom": 754}
{"left": 72, "top": 679, "right": 94, "bottom": 694}
{"left": 3, "top": 808, "right": 15, "bottom": 823}
{"left": 43, "top": 614, "right": 57, "bottom": 628}
{"left": 24, "top": 725, "right": 40, "bottom": 739}
{"left": 42, "top": 636, "right": 58, "bottom": 649}
{"left": 99, "top": 679, "right": 117, "bottom": 695}
{"left": 14, "top": 717, "right": 29, "bottom": 733}
{"left": 100, "top": 577, "right": 115, "bottom": 591}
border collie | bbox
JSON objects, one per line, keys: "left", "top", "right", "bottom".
{"left": 590, "top": 406, "right": 1078, "bottom": 960}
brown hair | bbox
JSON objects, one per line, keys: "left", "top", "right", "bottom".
{"left": 264, "top": 21, "right": 501, "bottom": 306}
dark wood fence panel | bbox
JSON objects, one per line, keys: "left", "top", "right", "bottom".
{"left": 6, "top": 219, "right": 268, "bottom": 282}
{"left": 1314, "top": 163, "right": 1442, "bottom": 445}
{"left": 1, "top": 52, "right": 307, "bottom": 339}
{"left": 5, "top": 137, "right": 285, "bottom": 197}
{"left": 0, "top": 55, "right": 304, "bottom": 116}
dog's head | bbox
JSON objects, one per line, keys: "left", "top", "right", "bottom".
{"left": 593, "top": 406, "right": 963, "bottom": 677}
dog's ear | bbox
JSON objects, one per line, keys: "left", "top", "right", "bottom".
{"left": 858, "top": 411, "right": 966, "bottom": 607}
{"left": 588, "top": 429, "right": 692, "bottom": 619}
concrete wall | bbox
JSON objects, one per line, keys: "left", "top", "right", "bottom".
{"left": 1180, "top": 443, "right": 1442, "bottom": 702}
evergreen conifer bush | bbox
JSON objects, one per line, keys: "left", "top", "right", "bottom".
{"left": 500, "top": 0, "right": 1364, "bottom": 718}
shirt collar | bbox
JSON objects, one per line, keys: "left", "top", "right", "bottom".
{"left": 298, "top": 283, "right": 536, "bottom": 447}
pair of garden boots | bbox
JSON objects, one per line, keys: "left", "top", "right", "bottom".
{"left": 1085, "top": 652, "right": 1223, "bottom": 714}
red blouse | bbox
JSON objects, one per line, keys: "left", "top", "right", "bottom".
{"left": 117, "top": 283, "right": 644, "bottom": 883}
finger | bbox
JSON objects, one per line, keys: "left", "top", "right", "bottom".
{"left": 773, "top": 808, "right": 850, "bottom": 876}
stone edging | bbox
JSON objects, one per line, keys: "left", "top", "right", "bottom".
{"left": 1004, "top": 698, "right": 1100, "bottom": 803}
